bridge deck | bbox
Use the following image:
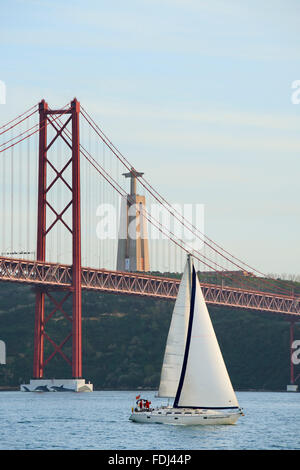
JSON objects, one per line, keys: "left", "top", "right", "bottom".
{"left": 0, "top": 257, "right": 299, "bottom": 319}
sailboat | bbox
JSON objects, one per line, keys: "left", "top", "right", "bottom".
{"left": 129, "top": 255, "right": 243, "bottom": 425}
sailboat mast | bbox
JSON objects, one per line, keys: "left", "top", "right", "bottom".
{"left": 187, "top": 253, "right": 192, "bottom": 294}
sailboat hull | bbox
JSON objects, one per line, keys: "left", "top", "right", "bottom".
{"left": 129, "top": 407, "right": 242, "bottom": 425}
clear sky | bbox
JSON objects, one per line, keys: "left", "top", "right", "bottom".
{"left": 0, "top": 0, "right": 299, "bottom": 275}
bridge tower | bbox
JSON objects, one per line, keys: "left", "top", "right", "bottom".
{"left": 117, "top": 168, "right": 150, "bottom": 272}
{"left": 21, "top": 99, "right": 92, "bottom": 392}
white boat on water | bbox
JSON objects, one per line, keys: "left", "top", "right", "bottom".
{"left": 130, "top": 255, "right": 244, "bottom": 425}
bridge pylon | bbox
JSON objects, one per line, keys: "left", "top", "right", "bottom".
{"left": 21, "top": 99, "right": 92, "bottom": 392}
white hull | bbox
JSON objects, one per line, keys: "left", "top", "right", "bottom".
{"left": 130, "top": 407, "right": 242, "bottom": 425}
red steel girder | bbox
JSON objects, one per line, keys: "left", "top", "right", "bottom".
{"left": 1, "top": 257, "right": 299, "bottom": 319}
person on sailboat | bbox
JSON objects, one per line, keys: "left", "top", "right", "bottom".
{"left": 138, "top": 399, "right": 144, "bottom": 411}
{"left": 146, "top": 400, "right": 153, "bottom": 411}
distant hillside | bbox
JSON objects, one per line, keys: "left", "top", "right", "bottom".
{"left": 0, "top": 279, "right": 299, "bottom": 391}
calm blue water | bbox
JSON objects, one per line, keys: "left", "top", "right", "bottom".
{"left": 0, "top": 391, "right": 299, "bottom": 450}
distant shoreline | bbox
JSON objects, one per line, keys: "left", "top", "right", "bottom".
{"left": 0, "top": 386, "right": 296, "bottom": 393}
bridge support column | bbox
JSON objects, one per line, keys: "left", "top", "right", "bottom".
{"left": 71, "top": 98, "right": 82, "bottom": 379}
{"left": 33, "top": 100, "right": 48, "bottom": 379}
{"left": 22, "top": 98, "right": 92, "bottom": 392}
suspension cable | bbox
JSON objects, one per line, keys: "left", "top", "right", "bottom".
{"left": 79, "top": 106, "right": 293, "bottom": 296}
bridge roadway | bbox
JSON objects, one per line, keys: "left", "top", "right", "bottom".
{"left": 0, "top": 257, "right": 299, "bottom": 320}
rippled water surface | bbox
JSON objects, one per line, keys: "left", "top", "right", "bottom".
{"left": 0, "top": 391, "right": 299, "bottom": 449}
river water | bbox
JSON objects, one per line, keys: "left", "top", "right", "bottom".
{"left": 0, "top": 391, "right": 299, "bottom": 450}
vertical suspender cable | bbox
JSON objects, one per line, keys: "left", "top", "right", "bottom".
{"left": 10, "top": 129, "right": 14, "bottom": 254}
{"left": 27, "top": 115, "right": 30, "bottom": 255}
{"left": 18, "top": 121, "right": 22, "bottom": 256}
{"left": 88, "top": 122, "right": 92, "bottom": 267}
{"left": 2, "top": 133, "right": 6, "bottom": 253}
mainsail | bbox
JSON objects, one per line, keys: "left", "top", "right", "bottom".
{"left": 157, "top": 256, "right": 192, "bottom": 397}
{"left": 174, "top": 264, "right": 239, "bottom": 409}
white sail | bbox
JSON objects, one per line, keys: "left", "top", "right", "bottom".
{"left": 157, "top": 257, "right": 192, "bottom": 397}
{"left": 174, "top": 265, "right": 239, "bottom": 409}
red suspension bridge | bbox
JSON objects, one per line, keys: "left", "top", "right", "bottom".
{"left": 0, "top": 99, "right": 299, "bottom": 390}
